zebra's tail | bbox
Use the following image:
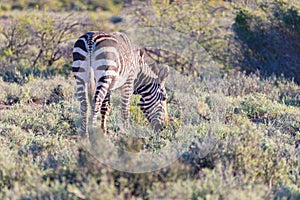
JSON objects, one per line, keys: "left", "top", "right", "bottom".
{"left": 88, "top": 67, "right": 96, "bottom": 103}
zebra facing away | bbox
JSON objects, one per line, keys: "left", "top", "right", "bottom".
{"left": 72, "top": 31, "right": 169, "bottom": 137}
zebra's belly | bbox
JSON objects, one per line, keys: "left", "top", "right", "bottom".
{"left": 111, "top": 75, "right": 128, "bottom": 90}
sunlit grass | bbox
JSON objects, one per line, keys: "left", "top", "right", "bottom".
{"left": 0, "top": 69, "right": 299, "bottom": 199}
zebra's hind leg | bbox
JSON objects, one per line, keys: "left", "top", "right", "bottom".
{"left": 92, "top": 77, "right": 112, "bottom": 133}
{"left": 120, "top": 76, "right": 134, "bottom": 129}
{"left": 100, "top": 92, "right": 111, "bottom": 134}
{"left": 80, "top": 97, "right": 89, "bottom": 138}
{"left": 76, "top": 80, "right": 89, "bottom": 138}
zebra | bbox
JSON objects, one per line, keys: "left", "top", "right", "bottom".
{"left": 72, "top": 31, "right": 169, "bottom": 137}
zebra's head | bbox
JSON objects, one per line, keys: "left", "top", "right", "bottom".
{"left": 151, "top": 65, "right": 169, "bottom": 131}
{"left": 136, "top": 58, "right": 170, "bottom": 131}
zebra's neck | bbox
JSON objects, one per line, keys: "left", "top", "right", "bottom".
{"left": 135, "top": 82, "right": 160, "bottom": 98}
{"left": 134, "top": 68, "right": 159, "bottom": 94}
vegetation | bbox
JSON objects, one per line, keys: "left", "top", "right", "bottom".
{"left": 0, "top": 0, "right": 122, "bottom": 12}
{"left": 128, "top": 0, "right": 300, "bottom": 82}
{"left": 0, "top": 0, "right": 300, "bottom": 199}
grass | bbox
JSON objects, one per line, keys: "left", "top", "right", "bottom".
{"left": 0, "top": 69, "right": 299, "bottom": 199}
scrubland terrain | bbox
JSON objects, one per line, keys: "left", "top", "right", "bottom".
{"left": 0, "top": 0, "right": 300, "bottom": 199}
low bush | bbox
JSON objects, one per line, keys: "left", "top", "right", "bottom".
{"left": 0, "top": 70, "right": 299, "bottom": 199}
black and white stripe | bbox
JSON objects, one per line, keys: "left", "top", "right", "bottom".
{"left": 72, "top": 31, "right": 169, "bottom": 137}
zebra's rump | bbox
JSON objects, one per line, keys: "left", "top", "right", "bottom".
{"left": 72, "top": 31, "right": 136, "bottom": 91}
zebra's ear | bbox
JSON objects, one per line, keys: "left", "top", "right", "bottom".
{"left": 158, "top": 65, "right": 169, "bottom": 85}
{"left": 139, "top": 48, "right": 146, "bottom": 59}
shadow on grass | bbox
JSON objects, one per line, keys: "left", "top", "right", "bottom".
{"left": 232, "top": 3, "right": 300, "bottom": 84}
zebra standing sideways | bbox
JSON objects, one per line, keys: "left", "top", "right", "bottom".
{"left": 72, "top": 31, "right": 169, "bottom": 137}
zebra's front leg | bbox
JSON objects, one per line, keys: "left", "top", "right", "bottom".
{"left": 100, "top": 92, "right": 111, "bottom": 134}
{"left": 120, "top": 76, "right": 134, "bottom": 129}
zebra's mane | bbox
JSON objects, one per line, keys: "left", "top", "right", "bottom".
{"left": 136, "top": 48, "right": 162, "bottom": 80}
